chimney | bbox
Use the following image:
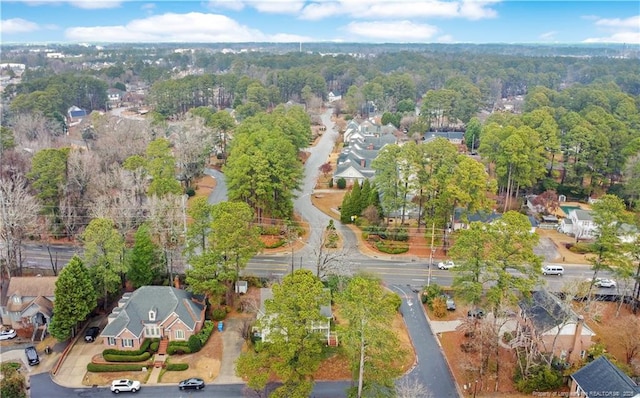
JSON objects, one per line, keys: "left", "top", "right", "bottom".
{"left": 360, "top": 159, "right": 365, "bottom": 167}
{"left": 569, "top": 315, "right": 585, "bottom": 363}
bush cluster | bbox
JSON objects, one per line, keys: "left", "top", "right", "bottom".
{"left": 1, "top": 362, "right": 26, "bottom": 398}
{"left": 87, "top": 363, "right": 147, "bottom": 372}
{"left": 211, "top": 308, "right": 227, "bottom": 321}
{"left": 166, "top": 345, "right": 192, "bottom": 355}
{"left": 264, "top": 239, "right": 286, "bottom": 249}
{"left": 103, "top": 352, "right": 151, "bottom": 363}
{"left": 165, "top": 363, "right": 189, "bottom": 371}
{"left": 514, "top": 365, "right": 563, "bottom": 393}
{"left": 375, "top": 240, "right": 409, "bottom": 254}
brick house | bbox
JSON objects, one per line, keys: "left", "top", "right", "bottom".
{"left": 100, "top": 286, "right": 206, "bottom": 351}
{"left": 516, "top": 290, "right": 595, "bottom": 364}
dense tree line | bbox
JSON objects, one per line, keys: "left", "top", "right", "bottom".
{"left": 224, "top": 105, "right": 309, "bottom": 221}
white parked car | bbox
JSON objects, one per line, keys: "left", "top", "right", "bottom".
{"left": 437, "top": 260, "right": 456, "bottom": 270}
{"left": 0, "top": 329, "right": 17, "bottom": 340}
{"left": 593, "top": 278, "right": 616, "bottom": 288}
{"left": 110, "top": 379, "right": 141, "bottom": 394}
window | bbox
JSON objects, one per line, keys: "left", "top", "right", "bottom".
{"left": 12, "top": 296, "right": 20, "bottom": 303}
{"left": 148, "top": 309, "right": 156, "bottom": 322}
{"left": 145, "top": 326, "right": 160, "bottom": 337}
{"left": 122, "top": 339, "right": 134, "bottom": 348}
{"left": 107, "top": 337, "right": 116, "bottom": 346}
{"left": 174, "top": 330, "right": 185, "bottom": 340}
{"left": 580, "top": 350, "right": 586, "bottom": 359}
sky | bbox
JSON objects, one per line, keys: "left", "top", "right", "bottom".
{"left": 1, "top": 0, "right": 639, "bottom": 44}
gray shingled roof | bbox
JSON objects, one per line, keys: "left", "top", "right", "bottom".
{"left": 102, "top": 286, "right": 204, "bottom": 338}
{"left": 572, "top": 356, "right": 640, "bottom": 398}
{"left": 573, "top": 209, "right": 593, "bottom": 221}
{"left": 519, "top": 290, "right": 577, "bottom": 334}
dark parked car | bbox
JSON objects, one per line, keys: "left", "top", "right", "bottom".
{"left": 85, "top": 326, "right": 100, "bottom": 342}
{"left": 467, "top": 308, "right": 486, "bottom": 318}
{"left": 25, "top": 346, "right": 40, "bottom": 366}
{"left": 178, "top": 378, "right": 205, "bottom": 390}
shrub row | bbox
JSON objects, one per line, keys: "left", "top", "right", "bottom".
{"left": 375, "top": 241, "right": 409, "bottom": 254}
{"left": 165, "top": 363, "right": 189, "bottom": 371}
{"left": 103, "top": 338, "right": 157, "bottom": 357}
{"left": 103, "top": 352, "right": 151, "bottom": 363}
{"left": 167, "top": 321, "right": 216, "bottom": 355}
{"left": 87, "top": 363, "right": 147, "bottom": 372}
{"left": 264, "top": 239, "right": 286, "bottom": 249}
{"left": 166, "top": 345, "right": 192, "bottom": 355}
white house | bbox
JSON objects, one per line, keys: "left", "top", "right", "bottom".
{"left": 558, "top": 209, "right": 596, "bottom": 240}
{"left": 255, "top": 288, "right": 333, "bottom": 343}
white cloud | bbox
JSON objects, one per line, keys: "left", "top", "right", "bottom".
{"left": 301, "top": 0, "right": 499, "bottom": 21}
{"left": 595, "top": 15, "right": 640, "bottom": 29}
{"left": 0, "top": 18, "right": 41, "bottom": 34}
{"left": 68, "top": 1, "right": 122, "bottom": 9}
{"left": 539, "top": 31, "right": 557, "bottom": 40}
{"left": 15, "top": 0, "right": 123, "bottom": 9}
{"left": 584, "top": 14, "right": 640, "bottom": 43}
{"left": 140, "top": 3, "right": 155, "bottom": 11}
{"left": 64, "top": 12, "right": 305, "bottom": 42}
{"left": 344, "top": 20, "right": 439, "bottom": 42}
{"left": 206, "top": 0, "right": 245, "bottom": 11}
{"left": 206, "top": 0, "right": 304, "bottom": 14}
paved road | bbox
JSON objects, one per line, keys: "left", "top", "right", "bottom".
{"left": 293, "top": 108, "right": 360, "bottom": 255}
{"left": 204, "top": 168, "right": 228, "bottom": 204}
{"left": 390, "top": 284, "right": 459, "bottom": 397}
{"left": 30, "top": 373, "right": 350, "bottom": 398}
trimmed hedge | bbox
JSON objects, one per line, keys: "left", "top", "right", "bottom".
{"left": 150, "top": 341, "right": 159, "bottom": 352}
{"left": 87, "top": 363, "right": 148, "bottom": 372}
{"left": 103, "top": 352, "right": 151, "bottom": 363}
{"left": 103, "top": 338, "right": 155, "bottom": 357}
{"left": 166, "top": 345, "right": 192, "bottom": 355}
{"left": 165, "top": 363, "right": 189, "bottom": 371}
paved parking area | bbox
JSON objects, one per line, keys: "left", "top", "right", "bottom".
{"left": 52, "top": 338, "right": 104, "bottom": 387}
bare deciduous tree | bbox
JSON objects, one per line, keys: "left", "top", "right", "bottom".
{"left": 170, "top": 114, "right": 218, "bottom": 188}
{"left": 0, "top": 175, "right": 41, "bottom": 279}
{"left": 92, "top": 116, "right": 151, "bottom": 170}
{"left": 610, "top": 315, "right": 640, "bottom": 365}
{"left": 395, "top": 377, "right": 433, "bottom": 398}
{"left": 10, "top": 112, "right": 62, "bottom": 150}
{"left": 147, "top": 194, "right": 186, "bottom": 282}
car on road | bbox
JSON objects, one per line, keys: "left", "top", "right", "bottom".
{"left": 591, "top": 278, "right": 617, "bottom": 288}
{"left": 541, "top": 265, "right": 564, "bottom": 276}
{"left": 85, "top": 326, "right": 100, "bottom": 342}
{"left": 467, "top": 308, "right": 486, "bottom": 318}
{"left": 178, "top": 378, "right": 205, "bottom": 390}
{"left": 0, "top": 329, "right": 17, "bottom": 340}
{"left": 437, "top": 260, "right": 456, "bottom": 270}
{"left": 25, "top": 346, "right": 40, "bottom": 366}
{"left": 110, "top": 379, "right": 141, "bottom": 394}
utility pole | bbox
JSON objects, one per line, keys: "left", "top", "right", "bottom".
{"left": 427, "top": 222, "right": 435, "bottom": 287}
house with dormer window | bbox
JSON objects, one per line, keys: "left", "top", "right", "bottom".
{"left": 1, "top": 276, "right": 57, "bottom": 340}
{"left": 100, "top": 286, "right": 206, "bottom": 351}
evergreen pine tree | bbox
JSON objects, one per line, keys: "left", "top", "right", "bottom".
{"left": 350, "top": 181, "right": 362, "bottom": 215}
{"left": 360, "top": 179, "right": 372, "bottom": 213}
{"left": 49, "top": 256, "right": 97, "bottom": 341}
{"left": 340, "top": 191, "right": 353, "bottom": 224}
{"left": 127, "top": 223, "right": 161, "bottom": 288}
